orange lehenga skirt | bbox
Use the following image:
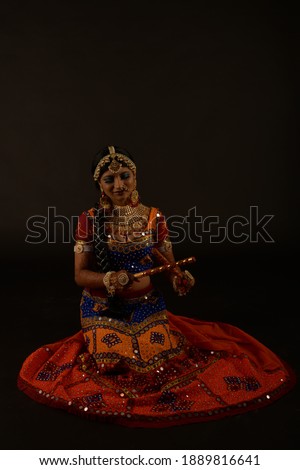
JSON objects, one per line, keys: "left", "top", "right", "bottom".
{"left": 18, "top": 287, "right": 295, "bottom": 427}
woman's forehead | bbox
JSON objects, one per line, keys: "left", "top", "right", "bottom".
{"left": 101, "top": 166, "right": 132, "bottom": 178}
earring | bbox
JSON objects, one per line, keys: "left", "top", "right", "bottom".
{"left": 130, "top": 189, "right": 139, "bottom": 206}
{"left": 99, "top": 185, "right": 111, "bottom": 210}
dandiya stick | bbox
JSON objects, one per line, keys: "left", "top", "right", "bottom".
{"left": 133, "top": 256, "right": 196, "bottom": 279}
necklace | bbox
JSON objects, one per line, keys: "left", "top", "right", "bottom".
{"left": 110, "top": 204, "right": 149, "bottom": 233}
{"left": 112, "top": 204, "right": 145, "bottom": 217}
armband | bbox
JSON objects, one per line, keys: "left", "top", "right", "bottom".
{"left": 74, "top": 240, "right": 94, "bottom": 253}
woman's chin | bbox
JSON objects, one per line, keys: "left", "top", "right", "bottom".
{"left": 111, "top": 194, "right": 129, "bottom": 206}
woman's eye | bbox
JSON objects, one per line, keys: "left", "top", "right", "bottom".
{"left": 103, "top": 177, "right": 113, "bottom": 184}
{"left": 120, "top": 173, "right": 130, "bottom": 180}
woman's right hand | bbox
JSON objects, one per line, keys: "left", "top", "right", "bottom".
{"left": 110, "top": 270, "right": 139, "bottom": 294}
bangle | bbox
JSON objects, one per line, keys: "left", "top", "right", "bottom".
{"left": 74, "top": 240, "right": 93, "bottom": 253}
{"left": 183, "top": 270, "right": 195, "bottom": 286}
{"left": 117, "top": 271, "right": 130, "bottom": 286}
{"left": 103, "top": 271, "right": 116, "bottom": 296}
{"left": 172, "top": 270, "right": 195, "bottom": 296}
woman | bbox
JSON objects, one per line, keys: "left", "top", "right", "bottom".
{"left": 18, "top": 145, "right": 295, "bottom": 427}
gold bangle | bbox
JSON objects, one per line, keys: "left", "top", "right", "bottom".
{"left": 103, "top": 271, "right": 116, "bottom": 295}
{"left": 117, "top": 271, "right": 130, "bottom": 287}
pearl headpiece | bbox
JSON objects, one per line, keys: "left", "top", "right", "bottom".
{"left": 93, "top": 146, "right": 136, "bottom": 181}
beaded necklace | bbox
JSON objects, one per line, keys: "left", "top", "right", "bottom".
{"left": 110, "top": 204, "right": 150, "bottom": 233}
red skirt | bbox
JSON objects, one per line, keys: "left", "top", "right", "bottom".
{"left": 17, "top": 306, "right": 295, "bottom": 428}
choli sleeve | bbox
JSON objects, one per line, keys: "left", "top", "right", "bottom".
{"left": 75, "top": 209, "right": 94, "bottom": 243}
{"left": 156, "top": 211, "right": 169, "bottom": 244}
{"left": 148, "top": 208, "right": 169, "bottom": 245}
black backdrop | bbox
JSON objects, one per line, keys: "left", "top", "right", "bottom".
{"left": 1, "top": 0, "right": 299, "bottom": 450}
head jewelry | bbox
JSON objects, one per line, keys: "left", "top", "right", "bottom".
{"left": 93, "top": 146, "right": 136, "bottom": 181}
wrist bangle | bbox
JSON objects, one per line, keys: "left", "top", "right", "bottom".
{"left": 117, "top": 271, "right": 130, "bottom": 287}
{"left": 103, "top": 271, "right": 116, "bottom": 296}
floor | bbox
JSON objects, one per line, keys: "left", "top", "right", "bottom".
{"left": 2, "top": 253, "right": 299, "bottom": 449}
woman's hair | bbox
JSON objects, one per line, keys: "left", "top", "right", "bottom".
{"left": 91, "top": 146, "right": 135, "bottom": 189}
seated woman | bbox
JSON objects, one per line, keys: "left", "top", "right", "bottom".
{"left": 18, "top": 145, "right": 295, "bottom": 427}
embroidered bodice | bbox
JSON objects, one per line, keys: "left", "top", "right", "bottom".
{"left": 75, "top": 204, "right": 168, "bottom": 273}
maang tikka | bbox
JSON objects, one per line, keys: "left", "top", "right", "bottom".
{"left": 93, "top": 145, "right": 136, "bottom": 181}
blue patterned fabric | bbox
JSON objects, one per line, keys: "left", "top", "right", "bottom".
{"left": 107, "top": 243, "right": 155, "bottom": 273}
{"left": 80, "top": 288, "right": 166, "bottom": 324}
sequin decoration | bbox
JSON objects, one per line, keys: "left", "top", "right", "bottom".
{"left": 81, "top": 288, "right": 166, "bottom": 324}
{"left": 152, "top": 390, "right": 194, "bottom": 412}
{"left": 82, "top": 309, "right": 186, "bottom": 373}
{"left": 224, "top": 376, "right": 261, "bottom": 392}
{"left": 36, "top": 361, "right": 73, "bottom": 381}
{"left": 150, "top": 331, "right": 165, "bottom": 345}
{"left": 85, "top": 393, "right": 103, "bottom": 404}
{"left": 101, "top": 333, "right": 122, "bottom": 349}
{"left": 18, "top": 309, "right": 293, "bottom": 426}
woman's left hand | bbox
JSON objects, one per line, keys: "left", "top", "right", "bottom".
{"left": 172, "top": 269, "right": 195, "bottom": 296}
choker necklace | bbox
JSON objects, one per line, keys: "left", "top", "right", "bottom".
{"left": 112, "top": 204, "right": 145, "bottom": 217}
{"left": 111, "top": 204, "right": 149, "bottom": 231}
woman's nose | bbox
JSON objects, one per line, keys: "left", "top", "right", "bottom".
{"left": 114, "top": 176, "right": 122, "bottom": 189}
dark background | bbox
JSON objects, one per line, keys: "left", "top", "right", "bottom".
{"left": 1, "top": 0, "right": 299, "bottom": 450}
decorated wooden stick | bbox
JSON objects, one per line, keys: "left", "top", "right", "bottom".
{"left": 133, "top": 256, "right": 196, "bottom": 279}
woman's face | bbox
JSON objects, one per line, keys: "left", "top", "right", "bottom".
{"left": 99, "top": 166, "right": 136, "bottom": 206}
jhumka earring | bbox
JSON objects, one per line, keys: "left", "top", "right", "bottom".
{"left": 99, "top": 186, "right": 111, "bottom": 210}
{"left": 130, "top": 189, "right": 139, "bottom": 206}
